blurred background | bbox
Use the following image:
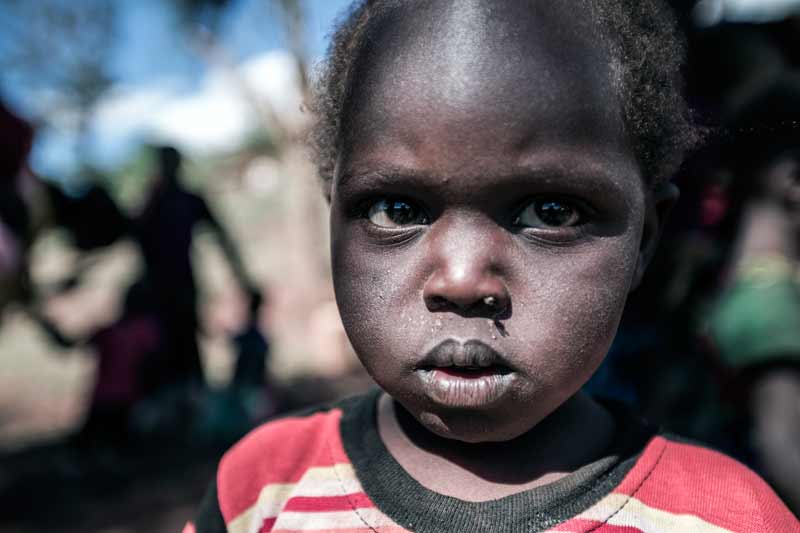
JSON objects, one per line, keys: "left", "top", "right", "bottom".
{"left": 0, "top": 0, "right": 800, "bottom": 530}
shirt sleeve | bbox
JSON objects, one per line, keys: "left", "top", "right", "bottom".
{"left": 186, "top": 479, "right": 227, "bottom": 533}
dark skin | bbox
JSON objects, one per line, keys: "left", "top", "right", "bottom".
{"left": 329, "top": 0, "right": 676, "bottom": 501}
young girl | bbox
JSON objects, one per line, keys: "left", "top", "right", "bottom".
{"left": 188, "top": 1, "right": 799, "bottom": 531}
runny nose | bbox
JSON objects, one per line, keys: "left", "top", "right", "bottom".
{"left": 422, "top": 235, "right": 510, "bottom": 318}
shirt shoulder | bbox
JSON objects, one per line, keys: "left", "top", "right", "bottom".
{"left": 217, "top": 402, "right": 351, "bottom": 522}
{"left": 190, "top": 393, "right": 382, "bottom": 533}
{"left": 555, "top": 435, "right": 799, "bottom": 532}
{"left": 653, "top": 436, "right": 798, "bottom": 531}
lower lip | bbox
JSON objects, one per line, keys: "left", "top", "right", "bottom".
{"left": 416, "top": 368, "right": 515, "bottom": 408}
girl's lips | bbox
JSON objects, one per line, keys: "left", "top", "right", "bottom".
{"left": 413, "top": 339, "right": 517, "bottom": 408}
{"left": 415, "top": 367, "right": 515, "bottom": 408}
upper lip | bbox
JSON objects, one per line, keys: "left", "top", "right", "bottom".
{"left": 416, "top": 339, "right": 512, "bottom": 370}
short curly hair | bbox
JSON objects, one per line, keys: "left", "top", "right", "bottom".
{"left": 309, "top": 0, "right": 700, "bottom": 195}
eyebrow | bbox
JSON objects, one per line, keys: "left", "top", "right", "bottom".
{"left": 336, "top": 167, "right": 436, "bottom": 191}
{"left": 336, "top": 161, "right": 635, "bottom": 198}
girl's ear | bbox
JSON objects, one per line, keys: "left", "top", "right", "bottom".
{"left": 632, "top": 181, "right": 679, "bottom": 289}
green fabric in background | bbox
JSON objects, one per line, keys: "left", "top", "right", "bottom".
{"left": 707, "top": 273, "right": 800, "bottom": 369}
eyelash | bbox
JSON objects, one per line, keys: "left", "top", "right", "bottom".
{"left": 354, "top": 197, "right": 417, "bottom": 217}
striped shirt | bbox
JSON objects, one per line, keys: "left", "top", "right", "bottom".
{"left": 187, "top": 389, "right": 799, "bottom": 533}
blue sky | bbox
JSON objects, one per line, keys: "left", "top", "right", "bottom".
{"left": 2, "top": 0, "right": 351, "bottom": 179}
{"left": 108, "top": 0, "right": 350, "bottom": 87}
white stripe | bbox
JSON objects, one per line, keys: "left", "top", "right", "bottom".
{"left": 576, "top": 493, "right": 734, "bottom": 533}
{"left": 228, "top": 483, "right": 296, "bottom": 533}
{"left": 227, "top": 464, "right": 366, "bottom": 533}
{"left": 273, "top": 508, "right": 397, "bottom": 530}
{"left": 293, "top": 465, "right": 363, "bottom": 496}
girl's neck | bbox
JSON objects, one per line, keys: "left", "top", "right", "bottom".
{"left": 377, "top": 391, "right": 616, "bottom": 502}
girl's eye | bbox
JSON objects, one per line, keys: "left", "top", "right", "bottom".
{"left": 366, "top": 199, "right": 429, "bottom": 228}
{"left": 514, "top": 198, "right": 582, "bottom": 228}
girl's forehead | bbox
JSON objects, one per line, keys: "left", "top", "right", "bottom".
{"left": 348, "top": 0, "right": 616, "bottom": 106}
{"left": 339, "top": 0, "right": 630, "bottom": 180}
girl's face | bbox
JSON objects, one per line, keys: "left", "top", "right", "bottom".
{"left": 330, "top": 1, "right": 657, "bottom": 442}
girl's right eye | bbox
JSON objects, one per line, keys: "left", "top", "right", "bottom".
{"left": 366, "top": 199, "right": 429, "bottom": 228}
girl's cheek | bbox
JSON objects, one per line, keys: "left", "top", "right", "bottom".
{"left": 512, "top": 239, "right": 637, "bottom": 342}
{"left": 332, "top": 230, "right": 414, "bottom": 328}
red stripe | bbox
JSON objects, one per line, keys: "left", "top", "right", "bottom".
{"left": 282, "top": 493, "right": 374, "bottom": 512}
{"left": 219, "top": 409, "right": 347, "bottom": 521}
{"left": 590, "top": 525, "right": 644, "bottom": 533}
{"left": 259, "top": 516, "right": 277, "bottom": 532}
{"left": 550, "top": 518, "right": 643, "bottom": 532}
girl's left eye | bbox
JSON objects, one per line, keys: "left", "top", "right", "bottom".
{"left": 514, "top": 198, "right": 582, "bottom": 228}
{"left": 366, "top": 199, "right": 429, "bottom": 228}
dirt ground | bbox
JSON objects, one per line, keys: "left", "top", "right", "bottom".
{"left": 0, "top": 306, "right": 368, "bottom": 532}
{"left": 0, "top": 303, "right": 226, "bottom": 533}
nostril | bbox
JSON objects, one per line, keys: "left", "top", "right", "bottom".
{"left": 478, "top": 294, "right": 509, "bottom": 318}
{"left": 424, "top": 292, "right": 510, "bottom": 318}
{"left": 426, "top": 295, "right": 450, "bottom": 311}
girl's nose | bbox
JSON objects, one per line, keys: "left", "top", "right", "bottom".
{"left": 422, "top": 226, "right": 511, "bottom": 317}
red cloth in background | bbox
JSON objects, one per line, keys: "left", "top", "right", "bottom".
{"left": 90, "top": 316, "right": 161, "bottom": 407}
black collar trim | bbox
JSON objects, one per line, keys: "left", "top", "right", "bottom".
{"left": 340, "top": 389, "right": 656, "bottom": 533}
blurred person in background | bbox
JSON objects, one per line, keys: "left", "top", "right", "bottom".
{"left": 34, "top": 278, "right": 164, "bottom": 449}
{"left": 196, "top": 291, "right": 278, "bottom": 442}
{"left": 40, "top": 170, "right": 130, "bottom": 277}
{"left": 0, "top": 99, "right": 35, "bottom": 316}
{"left": 133, "top": 145, "right": 260, "bottom": 402}
{"left": 1, "top": 98, "right": 130, "bottom": 306}
{"left": 704, "top": 72, "right": 800, "bottom": 513}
